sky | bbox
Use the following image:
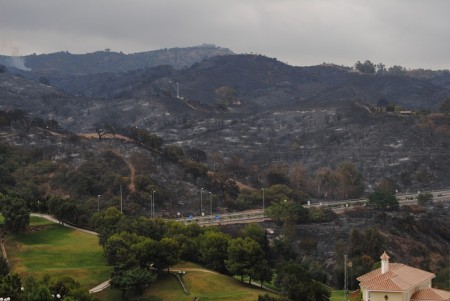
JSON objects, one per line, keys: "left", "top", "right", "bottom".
{"left": 1, "top": 0, "right": 449, "bottom": 70}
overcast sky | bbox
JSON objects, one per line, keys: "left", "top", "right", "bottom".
{"left": 1, "top": 0, "right": 449, "bottom": 70}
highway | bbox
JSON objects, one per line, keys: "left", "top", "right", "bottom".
{"left": 177, "top": 189, "right": 450, "bottom": 226}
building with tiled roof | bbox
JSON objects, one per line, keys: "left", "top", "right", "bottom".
{"left": 357, "top": 252, "right": 450, "bottom": 301}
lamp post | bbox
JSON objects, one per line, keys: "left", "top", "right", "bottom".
{"left": 261, "top": 188, "right": 265, "bottom": 216}
{"left": 209, "top": 192, "right": 212, "bottom": 220}
{"left": 152, "top": 190, "right": 156, "bottom": 218}
{"left": 150, "top": 193, "right": 153, "bottom": 218}
{"left": 97, "top": 195, "right": 100, "bottom": 214}
{"left": 200, "top": 188, "right": 204, "bottom": 216}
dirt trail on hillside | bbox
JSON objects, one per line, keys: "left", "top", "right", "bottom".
{"left": 107, "top": 149, "right": 136, "bottom": 193}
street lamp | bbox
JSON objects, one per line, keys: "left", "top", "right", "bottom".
{"left": 200, "top": 188, "right": 204, "bottom": 216}
{"left": 97, "top": 195, "right": 100, "bottom": 214}
{"left": 150, "top": 195, "right": 153, "bottom": 218}
{"left": 209, "top": 192, "right": 212, "bottom": 220}
{"left": 152, "top": 190, "right": 156, "bottom": 218}
{"left": 261, "top": 188, "right": 265, "bottom": 215}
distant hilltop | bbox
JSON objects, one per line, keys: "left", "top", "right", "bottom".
{"left": 0, "top": 44, "right": 234, "bottom": 74}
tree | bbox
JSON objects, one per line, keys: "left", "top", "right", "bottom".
{"left": 155, "top": 237, "right": 181, "bottom": 271}
{"left": 198, "top": 230, "right": 231, "bottom": 272}
{"left": 376, "top": 178, "right": 398, "bottom": 195}
{"left": 0, "top": 256, "right": 9, "bottom": 277}
{"left": 226, "top": 237, "right": 265, "bottom": 283}
{"left": 90, "top": 206, "right": 125, "bottom": 247}
{"left": 315, "top": 167, "right": 339, "bottom": 200}
{"left": 110, "top": 267, "right": 157, "bottom": 297}
{"left": 131, "top": 237, "right": 159, "bottom": 269}
{"left": 417, "top": 192, "right": 433, "bottom": 205}
{"left": 0, "top": 273, "right": 23, "bottom": 300}
{"left": 47, "top": 197, "right": 79, "bottom": 225}
{"left": 163, "top": 145, "right": 184, "bottom": 162}
{"left": 266, "top": 200, "right": 309, "bottom": 234}
{"left": 388, "top": 65, "right": 406, "bottom": 76}
{"left": 104, "top": 232, "right": 142, "bottom": 268}
{"left": 251, "top": 259, "right": 273, "bottom": 288}
{"left": 186, "top": 148, "right": 207, "bottom": 162}
{"left": 93, "top": 123, "right": 108, "bottom": 139}
{"left": 376, "top": 63, "right": 386, "bottom": 74}
{"left": 0, "top": 194, "right": 29, "bottom": 232}
{"left": 276, "top": 262, "right": 330, "bottom": 301}
{"left": 267, "top": 163, "right": 290, "bottom": 186}
{"left": 354, "top": 60, "right": 376, "bottom": 74}
{"left": 241, "top": 224, "right": 266, "bottom": 249}
{"left": 288, "top": 280, "right": 330, "bottom": 301}
{"left": 367, "top": 192, "right": 399, "bottom": 211}
{"left": 289, "top": 162, "right": 310, "bottom": 191}
{"left": 335, "top": 162, "right": 364, "bottom": 199}
{"left": 183, "top": 160, "right": 207, "bottom": 182}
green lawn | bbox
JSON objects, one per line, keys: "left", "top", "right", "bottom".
{"left": 4, "top": 217, "right": 279, "bottom": 300}
{"left": 5, "top": 217, "right": 111, "bottom": 289}
{"left": 95, "top": 268, "right": 278, "bottom": 301}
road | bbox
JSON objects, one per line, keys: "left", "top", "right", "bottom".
{"left": 177, "top": 189, "right": 450, "bottom": 226}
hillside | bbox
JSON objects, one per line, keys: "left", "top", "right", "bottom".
{"left": 226, "top": 203, "right": 450, "bottom": 290}
{"left": 0, "top": 44, "right": 234, "bottom": 75}
{"left": 1, "top": 49, "right": 450, "bottom": 198}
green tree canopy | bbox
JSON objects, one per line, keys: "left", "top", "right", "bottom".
{"left": 225, "top": 237, "right": 265, "bottom": 283}
{"left": 198, "top": 230, "right": 231, "bottom": 272}
{"left": 417, "top": 192, "right": 433, "bottom": 205}
{"left": 110, "top": 267, "right": 157, "bottom": 297}
{"left": 355, "top": 60, "right": 376, "bottom": 74}
{"left": 0, "top": 194, "right": 29, "bottom": 232}
{"left": 367, "top": 191, "right": 399, "bottom": 211}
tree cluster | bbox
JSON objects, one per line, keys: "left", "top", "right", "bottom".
{"left": 0, "top": 273, "right": 95, "bottom": 301}
{"left": 0, "top": 194, "right": 29, "bottom": 233}
{"left": 92, "top": 207, "right": 330, "bottom": 300}
{"left": 334, "top": 226, "right": 385, "bottom": 289}
{"left": 367, "top": 178, "right": 399, "bottom": 211}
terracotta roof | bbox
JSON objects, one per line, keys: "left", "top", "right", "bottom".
{"left": 357, "top": 263, "right": 435, "bottom": 292}
{"left": 411, "top": 288, "right": 450, "bottom": 301}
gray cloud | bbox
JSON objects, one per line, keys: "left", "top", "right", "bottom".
{"left": 1, "top": 0, "right": 449, "bottom": 69}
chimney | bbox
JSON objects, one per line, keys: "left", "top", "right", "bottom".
{"left": 380, "top": 251, "right": 390, "bottom": 274}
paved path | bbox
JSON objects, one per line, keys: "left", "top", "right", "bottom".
{"left": 30, "top": 213, "right": 98, "bottom": 236}
{"left": 88, "top": 280, "right": 111, "bottom": 294}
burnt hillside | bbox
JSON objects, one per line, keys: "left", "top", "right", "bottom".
{"left": 1, "top": 51, "right": 450, "bottom": 194}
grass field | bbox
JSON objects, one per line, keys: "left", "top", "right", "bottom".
{"left": 4, "top": 217, "right": 111, "bottom": 289}
{"left": 95, "top": 269, "right": 278, "bottom": 301}
{"left": 330, "top": 290, "right": 345, "bottom": 301}
{"left": 4, "top": 217, "right": 278, "bottom": 300}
